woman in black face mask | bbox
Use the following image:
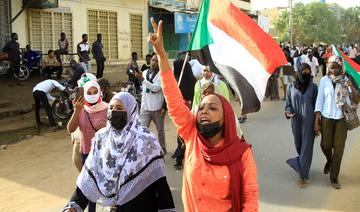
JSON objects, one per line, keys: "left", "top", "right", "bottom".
{"left": 148, "top": 18, "right": 258, "bottom": 211}
{"left": 285, "top": 63, "right": 318, "bottom": 187}
{"left": 62, "top": 92, "right": 175, "bottom": 212}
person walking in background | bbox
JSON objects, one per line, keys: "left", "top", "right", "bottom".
{"left": 33, "top": 79, "right": 65, "bottom": 130}
{"left": 127, "top": 52, "right": 141, "bottom": 93}
{"left": 192, "top": 65, "right": 230, "bottom": 112}
{"left": 171, "top": 58, "right": 197, "bottom": 169}
{"left": 280, "top": 64, "right": 296, "bottom": 100}
{"left": 321, "top": 46, "right": 333, "bottom": 76}
{"left": 62, "top": 92, "right": 175, "bottom": 212}
{"left": 77, "top": 34, "right": 91, "bottom": 73}
{"left": 314, "top": 55, "right": 359, "bottom": 189}
{"left": 285, "top": 63, "right": 318, "bottom": 187}
{"left": 302, "top": 48, "right": 319, "bottom": 77}
{"left": 56, "top": 32, "right": 69, "bottom": 64}
{"left": 141, "top": 54, "right": 152, "bottom": 72}
{"left": 2, "top": 32, "right": 22, "bottom": 87}
{"left": 43, "top": 50, "right": 63, "bottom": 79}
{"left": 92, "top": 33, "right": 106, "bottom": 78}
{"left": 135, "top": 55, "right": 167, "bottom": 153}
{"left": 149, "top": 18, "right": 258, "bottom": 211}
{"left": 264, "top": 67, "right": 280, "bottom": 101}
{"left": 348, "top": 44, "right": 358, "bottom": 62}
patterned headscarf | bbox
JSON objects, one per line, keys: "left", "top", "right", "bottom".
{"left": 327, "top": 55, "right": 351, "bottom": 108}
{"left": 77, "top": 92, "right": 165, "bottom": 206}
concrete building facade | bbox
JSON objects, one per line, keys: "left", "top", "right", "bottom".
{"left": 6, "top": 0, "right": 149, "bottom": 61}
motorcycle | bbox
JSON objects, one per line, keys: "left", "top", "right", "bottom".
{"left": 0, "top": 52, "right": 30, "bottom": 80}
{"left": 52, "top": 81, "right": 74, "bottom": 120}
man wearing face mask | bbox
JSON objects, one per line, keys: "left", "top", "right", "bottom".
{"left": 285, "top": 63, "right": 318, "bottom": 187}
{"left": 314, "top": 55, "right": 360, "bottom": 189}
{"left": 135, "top": 55, "right": 167, "bottom": 152}
{"left": 67, "top": 81, "right": 108, "bottom": 212}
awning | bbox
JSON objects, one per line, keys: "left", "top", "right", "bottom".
{"left": 149, "top": 0, "right": 198, "bottom": 14}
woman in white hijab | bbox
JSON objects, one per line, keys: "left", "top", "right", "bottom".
{"left": 67, "top": 80, "right": 109, "bottom": 212}
{"left": 63, "top": 92, "right": 175, "bottom": 212}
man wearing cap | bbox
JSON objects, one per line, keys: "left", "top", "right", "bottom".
{"left": 314, "top": 55, "right": 359, "bottom": 189}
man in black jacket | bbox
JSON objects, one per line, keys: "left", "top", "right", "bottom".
{"left": 92, "top": 33, "right": 106, "bottom": 78}
{"left": 2, "top": 33, "right": 22, "bottom": 86}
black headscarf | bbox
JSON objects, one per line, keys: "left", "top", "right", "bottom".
{"left": 294, "top": 63, "right": 312, "bottom": 93}
{"left": 173, "top": 59, "right": 197, "bottom": 102}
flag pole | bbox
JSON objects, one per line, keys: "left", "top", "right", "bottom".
{"left": 177, "top": 52, "right": 189, "bottom": 86}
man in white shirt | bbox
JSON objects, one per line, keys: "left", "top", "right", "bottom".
{"left": 348, "top": 44, "right": 358, "bottom": 60}
{"left": 301, "top": 48, "right": 319, "bottom": 77}
{"left": 314, "top": 55, "right": 359, "bottom": 189}
{"left": 33, "top": 79, "right": 65, "bottom": 129}
{"left": 135, "top": 55, "right": 166, "bottom": 152}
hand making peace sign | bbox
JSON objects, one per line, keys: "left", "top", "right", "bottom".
{"left": 147, "top": 17, "right": 165, "bottom": 55}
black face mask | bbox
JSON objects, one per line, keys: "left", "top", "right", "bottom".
{"left": 108, "top": 111, "right": 127, "bottom": 131}
{"left": 196, "top": 121, "right": 223, "bottom": 139}
{"left": 302, "top": 74, "right": 311, "bottom": 84}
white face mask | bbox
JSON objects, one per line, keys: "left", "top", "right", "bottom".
{"left": 85, "top": 93, "right": 100, "bottom": 104}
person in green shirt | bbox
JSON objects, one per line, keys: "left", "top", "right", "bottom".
{"left": 191, "top": 66, "right": 230, "bottom": 113}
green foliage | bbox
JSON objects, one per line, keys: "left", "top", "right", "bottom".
{"left": 340, "top": 7, "right": 360, "bottom": 43}
{"left": 274, "top": 2, "right": 342, "bottom": 44}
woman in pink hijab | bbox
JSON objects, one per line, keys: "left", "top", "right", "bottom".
{"left": 67, "top": 81, "right": 108, "bottom": 212}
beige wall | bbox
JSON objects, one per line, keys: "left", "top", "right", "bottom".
{"left": 60, "top": 0, "right": 148, "bottom": 60}
{"left": 11, "top": 0, "right": 28, "bottom": 48}
{"left": 12, "top": 0, "right": 148, "bottom": 60}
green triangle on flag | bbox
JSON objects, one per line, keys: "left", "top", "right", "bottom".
{"left": 332, "top": 45, "right": 360, "bottom": 90}
{"left": 187, "top": 0, "right": 213, "bottom": 51}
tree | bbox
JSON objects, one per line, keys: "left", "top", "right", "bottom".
{"left": 340, "top": 7, "right": 360, "bottom": 44}
{"left": 274, "top": 2, "right": 341, "bottom": 44}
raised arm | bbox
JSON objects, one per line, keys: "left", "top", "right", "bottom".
{"left": 148, "top": 18, "right": 196, "bottom": 142}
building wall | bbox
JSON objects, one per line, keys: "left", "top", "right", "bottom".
{"left": 12, "top": 0, "right": 148, "bottom": 60}
{"left": 11, "top": 0, "right": 28, "bottom": 48}
{"left": 60, "top": 0, "right": 148, "bottom": 60}
{"left": 257, "top": 7, "right": 287, "bottom": 38}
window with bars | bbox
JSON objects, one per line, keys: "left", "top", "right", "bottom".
{"left": 0, "top": 0, "right": 11, "bottom": 49}
{"left": 130, "top": 14, "right": 143, "bottom": 58}
{"left": 28, "top": 9, "right": 73, "bottom": 53}
{"left": 88, "top": 10, "right": 118, "bottom": 59}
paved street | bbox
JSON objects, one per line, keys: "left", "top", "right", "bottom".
{"left": 0, "top": 98, "right": 359, "bottom": 211}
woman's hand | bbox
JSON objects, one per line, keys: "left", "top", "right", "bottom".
{"left": 314, "top": 114, "right": 321, "bottom": 136}
{"left": 285, "top": 112, "right": 295, "bottom": 119}
{"left": 148, "top": 17, "right": 165, "bottom": 56}
{"left": 74, "top": 96, "right": 84, "bottom": 111}
{"left": 147, "top": 17, "right": 171, "bottom": 72}
{"left": 63, "top": 209, "right": 76, "bottom": 212}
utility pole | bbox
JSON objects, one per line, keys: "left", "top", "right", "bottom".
{"left": 288, "top": 0, "right": 293, "bottom": 46}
